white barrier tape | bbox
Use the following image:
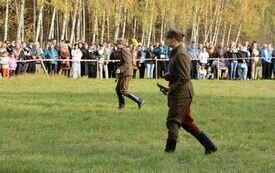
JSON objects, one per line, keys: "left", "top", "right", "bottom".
{"left": 13, "top": 57, "right": 275, "bottom": 63}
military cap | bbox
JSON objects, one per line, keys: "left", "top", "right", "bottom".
{"left": 165, "top": 28, "right": 185, "bottom": 41}
{"left": 116, "top": 38, "right": 127, "bottom": 46}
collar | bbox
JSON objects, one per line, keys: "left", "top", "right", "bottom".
{"left": 170, "top": 44, "right": 183, "bottom": 56}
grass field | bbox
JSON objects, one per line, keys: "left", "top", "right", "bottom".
{"left": 0, "top": 75, "right": 274, "bottom": 173}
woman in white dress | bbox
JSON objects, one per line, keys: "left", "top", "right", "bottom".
{"left": 71, "top": 44, "right": 83, "bottom": 79}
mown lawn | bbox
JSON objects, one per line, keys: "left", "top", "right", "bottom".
{"left": 0, "top": 75, "right": 274, "bottom": 173}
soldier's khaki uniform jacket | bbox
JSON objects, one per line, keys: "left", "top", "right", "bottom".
{"left": 117, "top": 47, "right": 133, "bottom": 78}
{"left": 166, "top": 44, "right": 194, "bottom": 125}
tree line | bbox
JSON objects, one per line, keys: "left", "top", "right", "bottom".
{"left": 0, "top": 0, "right": 274, "bottom": 46}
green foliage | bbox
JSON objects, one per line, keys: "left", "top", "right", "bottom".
{"left": 0, "top": 0, "right": 274, "bottom": 43}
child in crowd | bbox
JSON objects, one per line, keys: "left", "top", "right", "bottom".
{"left": 206, "top": 66, "right": 214, "bottom": 79}
{"left": 198, "top": 64, "right": 207, "bottom": 80}
{"left": 9, "top": 53, "right": 17, "bottom": 76}
{"left": 0, "top": 52, "right": 10, "bottom": 79}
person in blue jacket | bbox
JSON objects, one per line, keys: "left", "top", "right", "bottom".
{"left": 43, "top": 44, "right": 59, "bottom": 74}
{"left": 260, "top": 43, "right": 273, "bottom": 79}
{"left": 154, "top": 41, "right": 169, "bottom": 78}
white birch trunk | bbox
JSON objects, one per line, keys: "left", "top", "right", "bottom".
{"left": 35, "top": 5, "right": 43, "bottom": 43}
{"left": 48, "top": 7, "right": 56, "bottom": 40}
{"left": 160, "top": 9, "right": 165, "bottom": 42}
{"left": 40, "top": 14, "right": 43, "bottom": 44}
{"left": 133, "top": 16, "right": 137, "bottom": 39}
{"left": 221, "top": 21, "right": 227, "bottom": 45}
{"left": 56, "top": 10, "right": 60, "bottom": 43}
{"left": 106, "top": 12, "right": 110, "bottom": 41}
{"left": 114, "top": 4, "right": 121, "bottom": 41}
{"left": 100, "top": 10, "right": 106, "bottom": 43}
{"left": 206, "top": 0, "right": 220, "bottom": 43}
{"left": 33, "top": 0, "right": 36, "bottom": 38}
{"left": 4, "top": 0, "right": 9, "bottom": 41}
{"left": 61, "top": 19, "right": 67, "bottom": 41}
{"left": 213, "top": 1, "right": 224, "bottom": 45}
{"left": 204, "top": 3, "right": 209, "bottom": 42}
{"left": 92, "top": 10, "right": 98, "bottom": 44}
{"left": 61, "top": 0, "right": 68, "bottom": 41}
{"left": 70, "top": 0, "right": 79, "bottom": 44}
{"left": 147, "top": 7, "right": 154, "bottom": 47}
{"left": 191, "top": 0, "right": 199, "bottom": 42}
{"left": 121, "top": 7, "right": 127, "bottom": 39}
{"left": 226, "top": 22, "right": 233, "bottom": 47}
{"left": 17, "top": 0, "right": 25, "bottom": 41}
{"left": 195, "top": 8, "right": 201, "bottom": 43}
{"left": 76, "top": 1, "right": 81, "bottom": 42}
{"left": 141, "top": 28, "right": 145, "bottom": 45}
{"left": 82, "top": 0, "right": 86, "bottom": 42}
{"left": 235, "top": 23, "right": 242, "bottom": 43}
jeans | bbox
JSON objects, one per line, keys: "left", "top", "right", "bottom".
{"left": 146, "top": 63, "right": 155, "bottom": 79}
{"left": 238, "top": 63, "right": 248, "bottom": 80}
{"left": 48, "top": 64, "right": 58, "bottom": 74}
{"left": 139, "top": 63, "right": 146, "bottom": 79}
{"left": 230, "top": 61, "right": 238, "bottom": 80}
{"left": 191, "top": 60, "right": 199, "bottom": 79}
{"left": 99, "top": 63, "right": 109, "bottom": 79}
{"left": 272, "top": 60, "right": 275, "bottom": 79}
{"left": 262, "top": 62, "right": 272, "bottom": 79}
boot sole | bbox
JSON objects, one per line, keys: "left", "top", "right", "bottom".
{"left": 205, "top": 148, "right": 218, "bottom": 155}
{"left": 138, "top": 100, "right": 145, "bottom": 109}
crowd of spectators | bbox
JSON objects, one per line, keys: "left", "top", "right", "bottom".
{"left": 0, "top": 39, "right": 274, "bottom": 80}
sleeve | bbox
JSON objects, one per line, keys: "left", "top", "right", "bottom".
{"left": 43, "top": 51, "right": 48, "bottom": 59}
{"left": 170, "top": 53, "right": 190, "bottom": 92}
{"left": 163, "top": 46, "right": 169, "bottom": 56}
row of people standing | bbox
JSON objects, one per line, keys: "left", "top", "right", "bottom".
{"left": 187, "top": 41, "right": 275, "bottom": 80}
{"left": 131, "top": 41, "right": 170, "bottom": 79}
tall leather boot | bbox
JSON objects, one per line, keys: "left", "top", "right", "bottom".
{"left": 117, "top": 92, "right": 125, "bottom": 109}
{"left": 126, "top": 93, "right": 144, "bottom": 109}
{"left": 195, "top": 131, "right": 218, "bottom": 155}
{"left": 164, "top": 139, "right": 177, "bottom": 153}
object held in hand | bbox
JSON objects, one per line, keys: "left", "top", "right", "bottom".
{"left": 157, "top": 83, "right": 170, "bottom": 95}
{"left": 115, "top": 69, "right": 121, "bottom": 74}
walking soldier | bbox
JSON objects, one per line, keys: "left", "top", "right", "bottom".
{"left": 115, "top": 38, "right": 144, "bottom": 109}
{"left": 162, "top": 29, "right": 217, "bottom": 154}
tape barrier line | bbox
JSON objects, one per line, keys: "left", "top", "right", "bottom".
{"left": 15, "top": 57, "right": 275, "bottom": 63}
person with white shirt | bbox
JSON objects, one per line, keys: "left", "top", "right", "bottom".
{"left": 97, "top": 44, "right": 109, "bottom": 79}
{"left": 199, "top": 46, "right": 209, "bottom": 65}
{"left": 0, "top": 52, "right": 10, "bottom": 79}
{"left": 71, "top": 44, "right": 83, "bottom": 79}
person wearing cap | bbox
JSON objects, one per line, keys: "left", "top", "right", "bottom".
{"left": 115, "top": 38, "right": 144, "bottom": 109}
{"left": 162, "top": 28, "right": 217, "bottom": 154}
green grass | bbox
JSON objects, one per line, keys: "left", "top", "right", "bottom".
{"left": 0, "top": 75, "right": 274, "bottom": 173}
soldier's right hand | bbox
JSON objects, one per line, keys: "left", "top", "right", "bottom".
{"left": 115, "top": 69, "right": 121, "bottom": 74}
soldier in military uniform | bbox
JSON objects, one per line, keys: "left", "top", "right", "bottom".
{"left": 115, "top": 38, "right": 144, "bottom": 109}
{"left": 162, "top": 29, "right": 217, "bottom": 155}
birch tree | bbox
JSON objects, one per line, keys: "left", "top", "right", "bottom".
{"left": 70, "top": 0, "right": 79, "bottom": 44}
{"left": 17, "top": 0, "right": 25, "bottom": 41}
{"left": 4, "top": 0, "right": 9, "bottom": 41}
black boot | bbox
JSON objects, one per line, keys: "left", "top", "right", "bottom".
{"left": 126, "top": 93, "right": 144, "bottom": 109}
{"left": 195, "top": 131, "right": 218, "bottom": 155}
{"left": 117, "top": 92, "right": 125, "bottom": 109}
{"left": 164, "top": 139, "right": 177, "bottom": 153}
